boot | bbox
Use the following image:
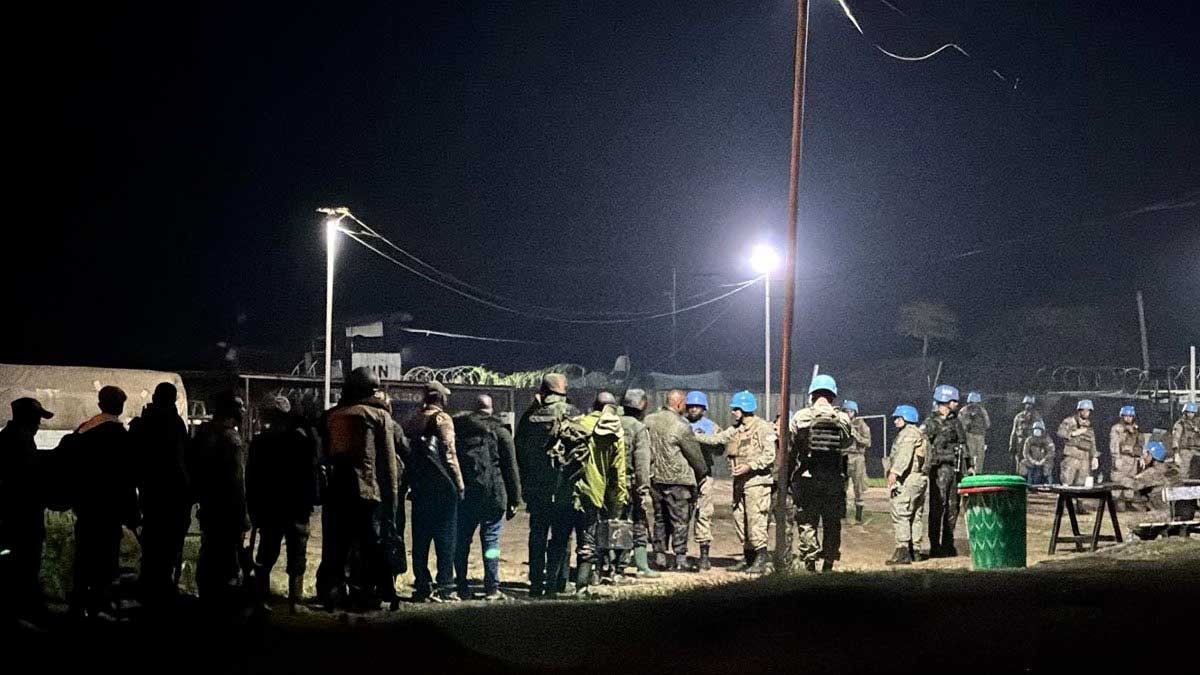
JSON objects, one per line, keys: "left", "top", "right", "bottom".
{"left": 671, "top": 553, "right": 690, "bottom": 572}
{"left": 855, "top": 505, "right": 864, "bottom": 524}
{"left": 575, "top": 562, "right": 593, "bottom": 595}
{"left": 633, "top": 546, "right": 661, "bottom": 578}
{"left": 886, "top": 547, "right": 912, "bottom": 566}
{"left": 909, "top": 543, "right": 927, "bottom": 562}
{"left": 654, "top": 551, "right": 668, "bottom": 570}
{"left": 821, "top": 560, "right": 834, "bottom": 572}
{"left": 804, "top": 559, "right": 817, "bottom": 573}
{"left": 731, "top": 549, "right": 753, "bottom": 572}
{"left": 697, "top": 544, "right": 712, "bottom": 572}
{"left": 746, "top": 549, "right": 768, "bottom": 575}
{"left": 288, "top": 575, "right": 303, "bottom": 614}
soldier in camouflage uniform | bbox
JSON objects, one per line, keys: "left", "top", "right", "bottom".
{"left": 1131, "top": 441, "right": 1194, "bottom": 518}
{"left": 788, "top": 375, "right": 852, "bottom": 572}
{"left": 616, "top": 389, "right": 659, "bottom": 578}
{"left": 1056, "top": 400, "right": 1097, "bottom": 487}
{"left": 885, "top": 405, "right": 926, "bottom": 565}
{"left": 1108, "top": 405, "right": 1142, "bottom": 509}
{"left": 922, "top": 385, "right": 969, "bottom": 558}
{"left": 959, "top": 392, "right": 990, "bottom": 475}
{"left": 1021, "top": 420, "right": 1055, "bottom": 486}
{"left": 1008, "top": 395, "right": 1042, "bottom": 478}
{"left": 842, "top": 401, "right": 870, "bottom": 525}
{"left": 1171, "top": 402, "right": 1199, "bottom": 479}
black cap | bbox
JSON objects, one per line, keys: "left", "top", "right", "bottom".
{"left": 12, "top": 397, "right": 54, "bottom": 419}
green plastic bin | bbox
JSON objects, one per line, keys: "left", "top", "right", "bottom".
{"left": 958, "top": 474, "right": 1027, "bottom": 569}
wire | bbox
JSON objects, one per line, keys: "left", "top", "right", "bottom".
{"left": 342, "top": 231, "right": 760, "bottom": 324}
{"left": 875, "top": 43, "right": 969, "bottom": 62}
{"left": 399, "top": 327, "right": 546, "bottom": 345}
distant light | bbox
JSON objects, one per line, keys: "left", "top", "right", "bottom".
{"left": 749, "top": 244, "right": 781, "bottom": 275}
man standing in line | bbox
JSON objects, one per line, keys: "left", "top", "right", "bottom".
{"left": 684, "top": 391, "right": 721, "bottom": 571}
{"left": 959, "top": 392, "right": 991, "bottom": 475}
{"left": 1108, "top": 405, "right": 1141, "bottom": 510}
{"left": 789, "top": 375, "right": 853, "bottom": 572}
{"left": 1009, "top": 395, "right": 1042, "bottom": 478}
{"left": 616, "top": 389, "right": 658, "bottom": 578}
{"left": 885, "top": 405, "right": 926, "bottom": 566}
{"left": 842, "top": 400, "right": 870, "bottom": 526}
{"left": 0, "top": 397, "right": 56, "bottom": 626}
{"left": 644, "top": 390, "right": 706, "bottom": 571}
{"left": 921, "top": 385, "right": 968, "bottom": 558}
{"left": 1057, "top": 400, "right": 1098, "bottom": 514}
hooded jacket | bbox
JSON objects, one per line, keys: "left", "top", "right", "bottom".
{"left": 454, "top": 410, "right": 522, "bottom": 517}
{"left": 515, "top": 392, "right": 579, "bottom": 510}
{"left": 571, "top": 408, "right": 628, "bottom": 513}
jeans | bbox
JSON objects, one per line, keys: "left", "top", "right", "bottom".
{"left": 455, "top": 500, "right": 504, "bottom": 595}
{"left": 527, "top": 504, "right": 573, "bottom": 593}
{"left": 412, "top": 497, "right": 457, "bottom": 597}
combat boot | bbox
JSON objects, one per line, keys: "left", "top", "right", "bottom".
{"left": 909, "top": 543, "right": 928, "bottom": 562}
{"left": 855, "top": 505, "right": 864, "bottom": 524}
{"left": 821, "top": 560, "right": 834, "bottom": 572}
{"left": 575, "top": 561, "right": 593, "bottom": 595}
{"left": 697, "top": 544, "right": 712, "bottom": 572}
{"left": 803, "top": 559, "right": 817, "bottom": 573}
{"left": 654, "top": 551, "right": 669, "bottom": 570}
{"left": 671, "top": 553, "right": 690, "bottom": 572}
{"left": 633, "top": 546, "right": 661, "bottom": 578}
{"left": 288, "top": 575, "right": 304, "bottom": 614}
{"left": 746, "top": 549, "right": 768, "bottom": 575}
{"left": 886, "top": 547, "right": 912, "bottom": 566}
{"left": 731, "top": 549, "right": 753, "bottom": 572}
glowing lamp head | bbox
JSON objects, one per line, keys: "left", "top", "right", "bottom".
{"left": 749, "top": 244, "right": 780, "bottom": 275}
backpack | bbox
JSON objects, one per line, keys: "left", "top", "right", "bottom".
{"left": 547, "top": 414, "right": 593, "bottom": 484}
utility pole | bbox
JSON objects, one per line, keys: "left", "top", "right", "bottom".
{"left": 1191, "top": 345, "right": 1196, "bottom": 403}
{"left": 774, "top": 0, "right": 810, "bottom": 572}
{"left": 671, "top": 266, "right": 678, "bottom": 372}
{"left": 1136, "top": 290, "right": 1150, "bottom": 373}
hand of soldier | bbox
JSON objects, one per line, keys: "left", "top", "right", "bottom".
{"left": 506, "top": 505, "right": 518, "bottom": 521}
{"left": 887, "top": 473, "right": 897, "bottom": 489}
{"left": 731, "top": 463, "right": 750, "bottom": 477}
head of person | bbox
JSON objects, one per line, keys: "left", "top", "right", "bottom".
{"left": 1076, "top": 399, "right": 1093, "bottom": 420}
{"left": 730, "top": 390, "right": 757, "bottom": 423}
{"left": 891, "top": 404, "right": 918, "bottom": 429}
{"left": 1184, "top": 401, "right": 1198, "bottom": 418}
{"left": 666, "top": 389, "right": 688, "bottom": 414}
{"left": 475, "top": 394, "right": 494, "bottom": 415}
{"left": 425, "top": 381, "right": 451, "bottom": 409}
{"left": 213, "top": 392, "right": 245, "bottom": 423}
{"left": 263, "top": 395, "right": 292, "bottom": 427}
{"left": 540, "top": 373, "right": 567, "bottom": 398}
{"left": 933, "top": 385, "right": 959, "bottom": 415}
{"left": 684, "top": 391, "right": 708, "bottom": 422}
{"left": 10, "top": 397, "right": 53, "bottom": 432}
{"left": 593, "top": 391, "right": 617, "bottom": 413}
{"left": 152, "top": 382, "right": 178, "bottom": 408}
{"left": 621, "top": 388, "right": 648, "bottom": 415}
{"left": 1143, "top": 440, "right": 1167, "bottom": 465}
{"left": 809, "top": 375, "right": 838, "bottom": 405}
{"left": 345, "top": 366, "right": 381, "bottom": 401}
{"left": 967, "top": 391, "right": 982, "bottom": 405}
{"left": 98, "top": 385, "right": 127, "bottom": 416}
{"left": 1022, "top": 395, "right": 1035, "bottom": 410}
{"left": 1120, "top": 405, "right": 1135, "bottom": 425}
{"left": 843, "top": 400, "right": 859, "bottom": 420}
{"left": 1032, "top": 420, "right": 1046, "bottom": 437}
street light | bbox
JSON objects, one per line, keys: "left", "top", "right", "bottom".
{"left": 318, "top": 207, "right": 350, "bottom": 410}
{"left": 749, "top": 244, "right": 781, "bottom": 420}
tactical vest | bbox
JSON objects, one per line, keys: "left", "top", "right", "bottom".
{"left": 1178, "top": 418, "right": 1200, "bottom": 450}
{"left": 1113, "top": 423, "right": 1139, "bottom": 457}
{"left": 926, "top": 413, "right": 965, "bottom": 466}
{"left": 793, "top": 407, "right": 847, "bottom": 480}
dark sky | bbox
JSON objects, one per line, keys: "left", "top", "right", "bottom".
{"left": 8, "top": 1, "right": 1198, "bottom": 376}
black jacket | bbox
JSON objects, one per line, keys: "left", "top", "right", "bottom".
{"left": 62, "top": 415, "right": 140, "bottom": 528}
{"left": 129, "top": 403, "right": 191, "bottom": 509}
{"left": 515, "top": 393, "right": 579, "bottom": 511}
{"left": 454, "top": 411, "right": 522, "bottom": 517}
{"left": 247, "top": 416, "right": 320, "bottom": 525}
{"left": 188, "top": 419, "right": 249, "bottom": 532}
{"left": 0, "top": 423, "right": 48, "bottom": 529}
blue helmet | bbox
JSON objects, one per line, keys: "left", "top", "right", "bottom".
{"left": 1032, "top": 420, "right": 1046, "bottom": 435}
{"left": 967, "top": 391, "right": 982, "bottom": 404}
{"left": 892, "top": 405, "right": 919, "bottom": 424}
{"left": 1022, "top": 395, "right": 1036, "bottom": 405}
{"left": 843, "top": 400, "right": 859, "bottom": 413}
{"left": 1119, "top": 405, "right": 1135, "bottom": 418}
{"left": 1077, "top": 399, "right": 1094, "bottom": 411}
{"left": 1184, "top": 402, "right": 1198, "bottom": 414}
{"left": 933, "top": 385, "right": 960, "bottom": 404}
{"left": 730, "top": 390, "right": 758, "bottom": 413}
{"left": 685, "top": 391, "right": 708, "bottom": 409}
{"left": 809, "top": 374, "right": 838, "bottom": 397}
{"left": 1145, "top": 441, "right": 1167, "bottom": 462}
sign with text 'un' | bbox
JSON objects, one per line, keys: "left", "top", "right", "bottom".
{"left": 351, "top": 352, "right": 403, "bottom": 381}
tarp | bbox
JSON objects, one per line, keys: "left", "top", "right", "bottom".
{"left": 0, "top": 364, "right": 187, "bottom": 447}
{"left": 645, "top": 371, "right": 728, "bottom": 391}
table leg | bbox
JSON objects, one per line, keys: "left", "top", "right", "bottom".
{"left": 1089, "top": 498, "right": 1105, "bottom": 551}
{"left": 1106, "top": 494, "right": 1123, "bottom": 543}
{"left": 1050, "top": 495, "right": 1065, "bottom": 554}
{"left": 1065, "top": 498, "right": 1084, "bottom": 552}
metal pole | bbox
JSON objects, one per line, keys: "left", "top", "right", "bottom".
{"left": 1191, "top": 345, "right": 1196, "bottom": 403}
{"left": 671, "top": 266, "right": 678, "bottom": 372}
{"left": 324, "top": 222, "right": 337, "bottom": 410}
{"left": 764, "top": 272, "right": 771, "bottom": 421}
{"left": 774, "top": 0, "right": 810, "bottom": 572}
{"left": 1136, "top": 290, "right": 1150, "bottom": 373}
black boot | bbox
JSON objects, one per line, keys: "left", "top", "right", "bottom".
{"left": 288, "top": 575, "right": 303, "bottom": 614}
{"left": 697, "top": 545, "right": 712, "bottom": 572}
{"left": 654, "top": 551, "right": 668, "bottom": 570}
{"left": 909, "top": 543, "right": 927, "bottom": 562}
{"left": 746, "top": 549, "right": 768, "bottom": 575}
{"left": 886, "top": 547, "right": 912, "bottom": 566}
{"left": 821, "top": 560, "right": 834, "bottom": 572}
{"left": 855, "top": 506, "right": 864, "bottom": 524}
{"left": 671, "top": 553, "right": 690, "bottom": 572}
{"left": 575, "top": 562, "right": 593, "bottom": 596}
{"left": 803, "top": 559, "right": 817, "bottom": 573}
{"left": 731, "top": 550, "right": 753, "bottom": 572}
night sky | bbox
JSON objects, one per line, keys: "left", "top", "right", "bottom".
{"left": 8, "top": 1, "right": 1198, "bottom": 377}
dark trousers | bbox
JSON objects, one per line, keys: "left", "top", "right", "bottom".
{"left": 411, "top": 497, "right": 457, "bottom": 597}
{"left": 652, "top": 484, "right": 694, "bottom": 556}
{"left": 1026, "top": 465, "right": 1048, "bottom": 486}
{"left": 71, "top": 515, "right": 123, "bottom": 611}
{"left": 793, "top": 477, "right": 845, "bottom": 562}
{"left": 573, "top": 506, "right": 601, "bottom": 566}
{"left": 197, "top": 523, "right": 244, "bottom": 602}
{"left": 528, "top": 504, "right": 573, "bottom": 593}
{"left": 454, "top": 499, "right": 504, "bottom": 595}
{"left": 323, "top": 497, "right": 389, "bottom": 604}
{"left": 138, "top": 499, "right": 191, "bottom": 599}
{"left": 256, "top": 518, "right": 311, "bottom": 577}
{"left": 928, "top": 464, "right": 960, "bottom": 550}
{"left": 0, "top": 513, "right": 45, "bottom": 616}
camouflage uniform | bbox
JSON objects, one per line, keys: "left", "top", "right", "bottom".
{"left": 1021, "top": 434, "right": 1055, "bottom": 485}
{"left": 888, "top": 424, "right": 927, "bottom": 550}
{"left": 921, "top": 411, "right": 968, "bottom": 555}
{"left": 845, "top": 416, "right": 871, "bottom": 515}
{"left": 1009, "top": 409, "right": 1043, "bottom": 478}
{"left": 1171, "top": 415, "right": 1200, "bottom": 479}
{"left": 1108, "top": 420, "right": 1141, "bottom": 500}
{"left": 1056, "top": 414, "right": 1096, "bottom": 487}
{"left": 788, "top": 400, "right": 852, "bottom": 565}
{"left": 959, "top": 403, "right": 991, "bottom": 474}
{"left": 689, "top": 416, "right": 721, "bottom": 548}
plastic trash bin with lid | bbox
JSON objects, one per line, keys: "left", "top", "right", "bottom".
{"left": 958, "top": 474, "right": 1027, "bottom": 569}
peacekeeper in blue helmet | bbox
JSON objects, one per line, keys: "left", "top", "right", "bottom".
{"left": 1130, "top": 441, "right": 1195, "bottom": 517}
{"left": 1009, "top": 395, "right": 1043, "bottom": 478}
{"left": 920, "top": 384, "right": 969, "bottom": 558}
{"left": 885, "top": 405, "right": 926, "bottom": 565}
{"left": 788, "top": 375, "right": 853, "bottom": 572}
{"left": 1108, "top": 405, "right": 1142, "bottom": 510}
{"left": 683, "top": 391, "right": 721, "bottom": 571}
